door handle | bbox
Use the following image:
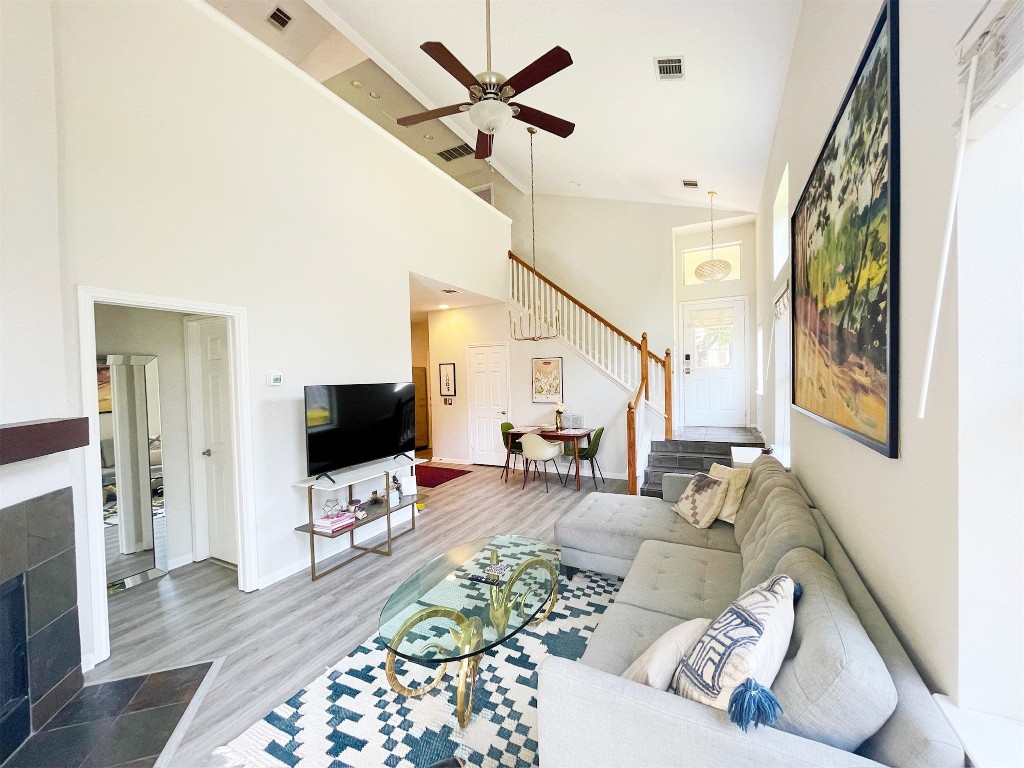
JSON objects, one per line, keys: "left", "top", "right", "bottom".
{"left": 500, "top": 411, "right": 506, "bottom": 415}
{"left": 202, "top": 449, "right": 212, "bottom": 457}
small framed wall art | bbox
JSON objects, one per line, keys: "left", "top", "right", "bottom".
{"left": 439, "top": 363, "right": 456, "bottom": 397}
{"left": 532, "top": 357, "right": 563, "bottom": 403}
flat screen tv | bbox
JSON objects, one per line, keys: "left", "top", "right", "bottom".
{"left": 304, "top": 382, "right": 416, "bottom": 477}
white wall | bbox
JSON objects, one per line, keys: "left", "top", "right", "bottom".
{"left": 427, "top": 304, "right": 631, "bottom": 477}
{"left": 94, "top": 305, "right": 195, "bottom": 571}
{"left": 674, "top": 220, "right": 758, "bottom": 426}
{"left": 43, "top": 0, "right": 509, "bottom": 649}
{"left": 755, "top": 0, "right": 985, "bottom": 697}
{"left": 956, "top": 103, "right": 1024, "bottom": 720}
{"left": 0, "top": 0, "right": 89, "bottom": 653}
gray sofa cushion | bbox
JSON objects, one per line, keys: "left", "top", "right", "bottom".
{"left": 580, "top": 601, "right": 683, "bottom": 676}
{"left": 771, "top": 548, "right": 897, "bottom": 752}
{"left": 554, "top": 493, "right": 740, "bottom": 566}
{"left": 809, "top": 509, "right": 965, "bottom": 768}
{"left": 739, "top": 487, "right": 823, "bottom": 592}
{"left": 734, "top": 455, "right": 814, "bottom": 545}
{"left": 616, "top": 540, "right": 742, "bottom": 621}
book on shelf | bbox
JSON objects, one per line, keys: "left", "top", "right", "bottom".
{"left": 313, "top": 512, "right": 356, "bottom": 533}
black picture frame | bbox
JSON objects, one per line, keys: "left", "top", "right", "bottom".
{"left": 439, "top": 363, "right": 456, "bottom": 397}
{"left": 791, "top": 0, "right": 900, "bottom": 458}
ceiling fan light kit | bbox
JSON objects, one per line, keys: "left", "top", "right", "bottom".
{"left": 469, "top": 99, "right": 513, "bottom": 134}
{"left": 696, "top": 190, "right": 732, "bottom": 283}
{"left": 397, "top": 0, "right": 574, "bottom": 159}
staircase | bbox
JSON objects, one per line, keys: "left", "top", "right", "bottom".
{"left": 639, "top": 427, "right": 766, "bottom": 498}
{"left": 508, "top": 252, "right": 672, "bottom": 494}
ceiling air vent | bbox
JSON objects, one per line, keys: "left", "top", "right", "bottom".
{"left": 267, "top": 7, "right": 292, "bottom": 30}
{"left": 655, "top": 56, "right": 685, "bottom": 81}
{"left": 436, "top": 143, "right": 474, "bottom": 162}
{"left": 681, "top": 179, "right": 699, "bottom": 189}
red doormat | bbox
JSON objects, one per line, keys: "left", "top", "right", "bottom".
{"left": 416, "top": 465, "right": 472, "bottom": 488}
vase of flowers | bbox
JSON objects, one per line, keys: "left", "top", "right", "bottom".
{"left": 554, "top": 401, "right": 566, "bottom": 430}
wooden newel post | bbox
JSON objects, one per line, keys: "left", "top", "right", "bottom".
{"left": 664, "top": 348, "right": 673, "bottom": 440}
{"left": 641, "top": 333, "right": 649, "bottom": 400}
{"left": 626, "top": 401, "right": 638, "bottom": 495}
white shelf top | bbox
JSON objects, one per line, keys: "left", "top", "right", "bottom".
{"left": 934, "top": 694, "right": 1024, "bottom": 768}
{"left": 293, "top": 457, "right": 425, "bottom": 491}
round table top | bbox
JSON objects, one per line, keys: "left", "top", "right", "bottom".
{"left": 378, "top": 534, "right": 560, "bottom": 663}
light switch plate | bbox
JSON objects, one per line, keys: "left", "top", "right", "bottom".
{"left": 266, "top": 371, "right": 283, "bottom": 386}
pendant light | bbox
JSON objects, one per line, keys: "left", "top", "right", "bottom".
{"left": 695, "top": 191, "right": 732, "bottom": 282}
{"left": 510, "top": 126, "right": 560, "bottom": 341}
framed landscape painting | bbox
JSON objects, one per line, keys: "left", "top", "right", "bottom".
{"left": 791, "top": 0, "right": 899, "bottom": 457}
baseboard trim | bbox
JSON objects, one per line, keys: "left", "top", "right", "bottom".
{"left": 166, "top": 554, "right": 193, "bottom": 571}
{"left": 429, "top": 457, "right": 473, "bottom": 465}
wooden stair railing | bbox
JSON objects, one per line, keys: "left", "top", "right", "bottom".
{"left": 508, "top": 252, "right": 673, "bottom": 494}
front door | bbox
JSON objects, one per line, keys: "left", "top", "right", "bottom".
{"left": 468, "top": 344, "right": 510, "bottom": 465}
{"left": 681, "top": 298, "right": 748, "bottom": 427}
{"left": 187, "top": 316, "right": 238, "bottom": 564}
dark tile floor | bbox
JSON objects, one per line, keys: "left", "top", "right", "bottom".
{"left": 3, "top": 663, "right": 210, "bottom": 768}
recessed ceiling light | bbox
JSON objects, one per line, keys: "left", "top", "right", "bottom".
{"left": 994, "top": 102, "right": 1012, "bottom": 109}
{"left": 351, "top": 80, "right": 363, "bottom": 89}
{"left": 368, "top": 91, "right": 382, "bottom": 100}
{"left": 568, "top": 181, "right": 581, "bottom": 188}
{"left": 423, "top": 134, "right": 435, "bottom": 141}
{"left": 438, "top": 304, "right": 450, "bottom": 310}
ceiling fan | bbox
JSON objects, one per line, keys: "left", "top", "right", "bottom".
{"left": 397, "top": 0, "right": 574, "bottom": 160}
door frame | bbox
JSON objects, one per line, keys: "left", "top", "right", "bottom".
{"left": 76, "top": 286, "right": 259, "bottom": 669}
{"left": 678, "top": 295, "right": 750, "bottom": 428}
{"left": 466, "top": 342, "right": 511, "bottom": 465}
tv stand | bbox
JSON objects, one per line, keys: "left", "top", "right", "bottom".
{"left": 293, "top": 457, "right": 426, "bottom": 581}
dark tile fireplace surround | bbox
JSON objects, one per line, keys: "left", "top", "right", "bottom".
{"left": 0, "top": 488, "right": 83, "bottom": 764}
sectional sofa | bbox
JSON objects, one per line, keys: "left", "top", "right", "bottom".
{"left": 538, "top": 455, "right": 964, "bottom": 767}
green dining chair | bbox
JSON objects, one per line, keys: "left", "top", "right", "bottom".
{"left": 563, "top": 427, "right": 605, "bottom": 490}
{"left": 501, "top": 422, "right": 524, "bottom": 481}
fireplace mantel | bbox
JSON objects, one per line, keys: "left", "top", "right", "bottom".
{"left": 0, "top": 418, "right": 89, "bottom": 465}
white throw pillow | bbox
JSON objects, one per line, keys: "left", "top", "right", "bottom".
{"left": 621, "top": 618, "right": 712, "bottom": 690}
{"left": 671, "top": 472, "right": 729, "bottom": 529}
{"left": 669, "top": 574, "right": 798, "bottom": 731}
{"left": 709, "top": 463, "right": 751, "bottom": 525}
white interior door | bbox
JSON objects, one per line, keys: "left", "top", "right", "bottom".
{"left": 681, "top": 298, "right": 748, "bottom": 427}
{"left": 468, "top": 344, "right": 510, "bottom": 465}
{"left": 187, "top": 317, "right": 238, "bottom": 564}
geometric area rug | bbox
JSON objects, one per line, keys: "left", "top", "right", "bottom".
{"left": 218, "top": 570, "right": 621, "bottom": 768}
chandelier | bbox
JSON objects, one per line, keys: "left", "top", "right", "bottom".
{"left": 695, "top": 190, "right": 732, "bottom": 282}
{"left": 510, "top": 126, "right": 560, "bottom": 341}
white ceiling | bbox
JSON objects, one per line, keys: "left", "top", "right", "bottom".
{"left": 313, "top": 0, "right": 801, "bottom": 212}
{"left": 207, "top": 0, "right": 337, "bottom": 63}
{"left": 409, "top": 273, "right": 499, "bottom": 322}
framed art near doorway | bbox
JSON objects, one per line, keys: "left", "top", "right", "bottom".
{"left": 439, "top": 363, "right": 456, "bottom": 397}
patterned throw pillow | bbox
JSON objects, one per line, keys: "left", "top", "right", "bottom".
{"left": 671, "top": 472, "right": 729, "bottom": 528}
{"left": 621, "top": 617, "right": 712, "bottom": 691}
{"left": 709, "top": 463, "right": 751, "bottom": 525}
{"left": 669, "top": 574, "right": 799, "bottom": 731}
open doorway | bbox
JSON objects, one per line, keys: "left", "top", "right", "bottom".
{"left": 78, "top": 288, "right": 258, "bottom": 666}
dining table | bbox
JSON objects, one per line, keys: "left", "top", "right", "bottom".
{"left": 504, "top": 426, "right": 595, "bottom": 491}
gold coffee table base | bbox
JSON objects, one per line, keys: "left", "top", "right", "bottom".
{"left": 384, "top": 556, "right": 558, "bottom": 728}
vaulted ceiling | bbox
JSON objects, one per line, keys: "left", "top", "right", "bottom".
{"left": 312, "top": 0, "right": 801, "bottom": 212}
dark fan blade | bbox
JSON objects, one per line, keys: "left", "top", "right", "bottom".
{"left": 475, "top": 131, "right": 494, "bottom": 160}
{"left": 511, "top": 104, "right": 575, "bottom": 138}
{"left": 421, "top": 42, "right": 481, "bottom": 91}
{"left": 397, "top": 104, "right": 470, "bottom": 127}
{"left": 503, "top": 46, "right": 572, "bottom": 96}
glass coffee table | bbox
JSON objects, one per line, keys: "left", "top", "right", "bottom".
{"left": 379, "top": 534, "right": 560, "bottom": 727}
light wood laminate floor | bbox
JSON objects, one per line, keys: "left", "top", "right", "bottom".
{"left": 86, "top": 463, "right": 626, "bottom": 766}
